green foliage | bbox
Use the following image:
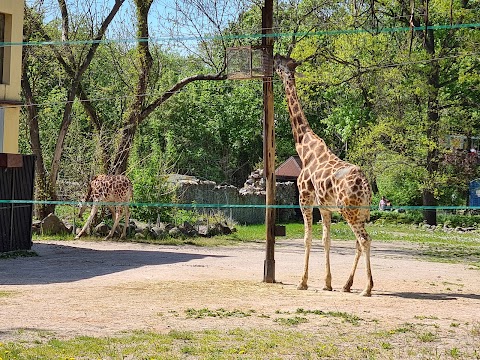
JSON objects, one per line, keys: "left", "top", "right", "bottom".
{"left": 438, "top": 213, "right": 480, "bottom": 228}
{"left": 370, "top": 210, "right": 423, "bottom": 225}
{"left": 128, "top": 140, "right": 175, "bottom": 223}
{"left": 156, "top": 80, "right": 264, "bottom": 186}
{"left": 372, "top": 152, "right": 424, "bottom": 207}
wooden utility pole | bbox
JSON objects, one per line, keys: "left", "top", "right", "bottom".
{"left": 262, "top": 0, "right": 275, "bottom": 283}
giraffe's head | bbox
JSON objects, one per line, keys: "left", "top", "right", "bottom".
{"left": 274, "top": 54, "right": 299, "bottom": 79}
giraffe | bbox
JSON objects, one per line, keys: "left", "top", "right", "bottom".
{"left": 75, "top": 174, "right": 133, "bottom": 240}
{"left": 274, "top": 54, "right": 374, "bottom": 296}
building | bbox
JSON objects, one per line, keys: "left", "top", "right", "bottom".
{"left": 0, "top": 0, "right": 23, "bottom": 154}
{"left": 0, "top": 1, "right": 33, "bottom": 254}
{"left": 275, "top": 155, "right": 302, "bottom": 182}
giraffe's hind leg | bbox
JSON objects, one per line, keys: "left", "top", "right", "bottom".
{"left": 120, "top": 205, "right": 130, "bottom": 239}
{"left": 105, "top": 206, "right": 122, "bottom": 240}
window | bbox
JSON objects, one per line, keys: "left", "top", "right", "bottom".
{"left": 0, "top": 13, "right": 4, "bottom": 83}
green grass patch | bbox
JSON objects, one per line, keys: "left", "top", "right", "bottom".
{"left": 0, "top": 290, "right": 16, "bottom": 298}
{"left": 274, "top": 316, "right": 309, "bottom": 326}
{"left": 185, "top": 308, "right": 255, "bottom": 319}
{"left": 417, "top": 331, "right": 437, "bottom": 342}
{"left": 295, "top": 308, "right": 362, "bottom": 325}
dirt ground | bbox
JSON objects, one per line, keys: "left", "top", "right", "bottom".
{"left": 1, "top": 237, "right": 479, "bottom": 352}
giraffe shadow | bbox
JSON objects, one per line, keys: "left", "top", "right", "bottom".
{"left": 0, "top": 242, "right": 225, "bottom": 285}
{"left": 378, "top": 291, "right": 480, "bottom": 301}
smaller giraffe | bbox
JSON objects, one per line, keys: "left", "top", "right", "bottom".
{"left": 75, "top": 175, "right": 133, "bottom": 240}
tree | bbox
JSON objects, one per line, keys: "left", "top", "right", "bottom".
{"left": 22, "top": 0, "right": 246, "bottom": 217}
{"left": 23, "top": 0, "right": 125, "bottom": 218}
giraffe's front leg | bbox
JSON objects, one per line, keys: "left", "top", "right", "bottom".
{"left": 298, "top": 220, "right": 312, "bottom": 290}
{"left": 298, "top": 192, "right": 314, "bottom": 290}
{"left": 320, "top": 210, "right": 332, "bottom": 291}
{"left": 359, "top": 236, "right": 373, "bottom": 297}
{"left": 345, "top": 222, "right": 374, "bottom": 296}
{"left": 75, "top": 205, "right": 99, "bottom": 239}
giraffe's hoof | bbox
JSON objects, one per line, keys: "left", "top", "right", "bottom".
{"left": 323, "top": 286, "right": 333, "bottom": 291}
{"left": 297, "top": 284, "right": 308, "bottom": 290}
{"left": 342, "top": 287, "right": 351, "bottom": 293}
{"left": 359, "top": 290, "right": 372, "bottom": 297}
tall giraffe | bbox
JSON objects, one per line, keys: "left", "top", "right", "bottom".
{"left": 274, "top": 54, "right": 374, "bottom": 296}
{"left": 75, "top": 174, "right": 133, "bottom": 240}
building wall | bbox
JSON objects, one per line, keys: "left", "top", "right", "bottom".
{"left": 0, "top": 0, "right": 24, "bottom": 154}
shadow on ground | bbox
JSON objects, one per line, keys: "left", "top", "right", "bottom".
{"left": 378, "top": 291, "right": 480, "bottom": 301}
{"left": 0, "top": 242, "right": 225, "bottom": 285}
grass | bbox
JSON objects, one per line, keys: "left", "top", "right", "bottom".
{"left": 0, "top": 290, "right": 16, "bottom": 298}
{"left": 295, "top": 308, "right": 362, "bottom": 325}
{"left": 1, "top": 325, "right": 478, "bottom": 360}
{"left": 185, "top": 308, "right": 255, "bottom": 319}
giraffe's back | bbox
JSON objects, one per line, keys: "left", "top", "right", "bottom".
{"left": 90, "top": 175, "right": 133, "bottom": 202}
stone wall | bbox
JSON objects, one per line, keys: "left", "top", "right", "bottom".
{"left": 173, "top": 171, "right": 297, "bottom": 225}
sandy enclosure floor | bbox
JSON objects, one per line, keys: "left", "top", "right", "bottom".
{"left": 0, "top": 238, "right": 479, "bottom": 350}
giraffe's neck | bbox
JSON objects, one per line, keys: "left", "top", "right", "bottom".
{"left": 281, "top": 75, "right": 312, "bottom": 145}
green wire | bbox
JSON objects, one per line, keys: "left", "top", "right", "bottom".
{"left": 1, "top": 23, "right": 479, "bottom": 47}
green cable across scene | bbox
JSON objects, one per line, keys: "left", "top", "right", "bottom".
{"left": 0, "top": 199, "right": 479, "bottom": 211}
{"left": 1, "top": 23, "right": 479, "bottom": 47}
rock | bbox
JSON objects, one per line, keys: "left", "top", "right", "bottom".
{"left": 134, "top": 232, "right": 145, "bottom": 239}
{"left": 131, "top": 219, "right": 150, "bottom": 233}
{"left": 197, "top": 224, "right": 209, "bottom": 237}
{"left": 150, "top": 226, "right": 166, "bottom": 239}
{"left": 93, "top": 222, "right": 111, "bottom": 237}
{"left": 169, "top": 227, "right": 182, "bottom": 237}
{"left": 63, "top": 221, "right": 74, "bottom": 234}
{"left": 179, "top": 221, "right": 198, "bottom": 237}
{"left": 40, "top": 213, "right": 69, "bottom": 235}
{"left": 32, "top": 220, "right": 42, "bottom": 235}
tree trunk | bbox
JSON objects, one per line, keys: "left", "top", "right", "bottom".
{"left": 22, "top": 1, "right": 125, "bottom": 217}
{"left": 21, "top": 50, "right": 56, "bottom": 219}
{"left": 422, "top": 3, "right": 440, "bottom": 225}
{"left": 109, "top": 0, "right": 227, "bottom": 175}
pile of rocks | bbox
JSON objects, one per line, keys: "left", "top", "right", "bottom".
{"left": 32, "top": 213, "right": 236, "bottom": 239}
{"left": 239, "top": 169, "right": 266, "bottom": 195}
{"left": 419, "top": 223, "right": 478, "bottom": 233}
